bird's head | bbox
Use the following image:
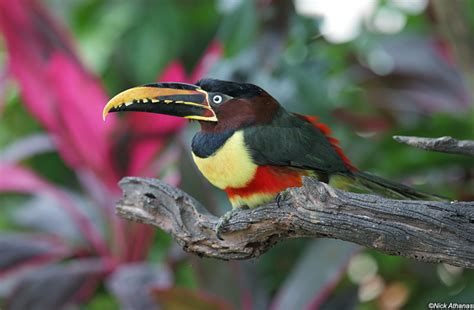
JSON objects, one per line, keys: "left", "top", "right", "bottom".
{"left": 102, "top": 79, "right": 280, "bottom": 131}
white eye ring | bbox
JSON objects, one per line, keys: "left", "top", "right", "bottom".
{"left": 212, "top": 95, "right": 223, "bottom": 104}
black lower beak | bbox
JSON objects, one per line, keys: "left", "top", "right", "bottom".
{"left": 103, "top": 82, "right": 217, "bottom": 122}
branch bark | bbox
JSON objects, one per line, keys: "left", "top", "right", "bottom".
{"left": 117, "top": 177, "right": 474, "bottom": 268}
{"left": 393, "top": 135, "right": 474, "bottom": 157}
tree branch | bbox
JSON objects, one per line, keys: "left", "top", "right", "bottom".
{"left": 393, "top": 135, "right": 474, "bottom": 157}
{"left": 116, "top": 177, "right": 474, "bottom": 268}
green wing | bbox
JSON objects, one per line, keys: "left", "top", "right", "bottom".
{"left": 330, "top": 172, "right": 444, "bottom": 200}
{"left": 243, "top": 109, "right": 350, "bottom": 174}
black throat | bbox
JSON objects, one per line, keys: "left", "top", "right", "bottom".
{"left": 191, "top": 129, "right": 236, "bottom": 158}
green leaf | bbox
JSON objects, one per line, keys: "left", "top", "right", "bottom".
{"left": 218, "top": 0, "right": 258, "bottom": 56}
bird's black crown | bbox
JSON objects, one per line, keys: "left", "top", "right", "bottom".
{"left": 196, "top": 78, "right": 265, "bottom": 98}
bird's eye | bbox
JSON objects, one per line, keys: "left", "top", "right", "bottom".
{"left": 212, "top": 95, "right": 223, "bottom": 104}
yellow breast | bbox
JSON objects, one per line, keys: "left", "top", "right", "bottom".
{"left": 192, "top": 130, "right": 257, "bottom": 189}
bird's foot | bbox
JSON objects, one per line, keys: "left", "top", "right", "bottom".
{"left": 215, "top": 207, "right": 247, "bottom": 240}
{"left": 276, "top": 189, "right": 291, "bottom": 208}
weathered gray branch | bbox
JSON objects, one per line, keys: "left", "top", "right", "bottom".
{"left": 393, "top": 136, "right": 474, "bottom": 157}
{"left": 117, "top": 177, "right": 474, "bottom": 268}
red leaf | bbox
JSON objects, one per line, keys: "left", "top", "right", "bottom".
{"left": 332, "top": 108, "right": 391, "bottom": 133}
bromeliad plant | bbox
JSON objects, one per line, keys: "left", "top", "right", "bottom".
{"left": 0, "top": 0, "right": 224, "bottom": 308}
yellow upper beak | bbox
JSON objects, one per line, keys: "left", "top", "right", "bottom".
{"left": 102, "top": 83, "right": 218, "bottom": 122}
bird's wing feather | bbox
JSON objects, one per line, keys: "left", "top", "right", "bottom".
{"left": 243, "top": 109, "right": 351, "bottom": 174}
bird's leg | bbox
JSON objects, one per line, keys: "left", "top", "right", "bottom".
{"left": 216, "top": 206, "right": 248, "bottom": 240}
{"left": 276, "top": 189, "right": 291, "bottom": 208}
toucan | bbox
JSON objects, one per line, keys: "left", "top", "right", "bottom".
{"left": 102, "top": 79, "right": 441, "bottom": 237}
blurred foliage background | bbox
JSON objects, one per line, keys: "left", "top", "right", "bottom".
{"left": 0, "top": 0, "right": 473, "bottom": 309}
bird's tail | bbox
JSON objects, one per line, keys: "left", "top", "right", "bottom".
{"left": 329, "top": 171, "right": 445, "bottom": 201}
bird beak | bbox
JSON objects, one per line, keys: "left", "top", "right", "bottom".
{"left": 102, "top": 82, "right": 218, "bottom": 122}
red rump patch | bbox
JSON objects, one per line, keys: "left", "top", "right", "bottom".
{"left": 225, "top": 165, "right": 305, "bottom": 199}
{"left": 294, "top": 114, "right": 356, "bottom": 171}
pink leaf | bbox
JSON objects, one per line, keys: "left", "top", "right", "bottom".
{"left": 48, "top": 54, "right": 118, "bottom": 186}
{"left": 126, "top": 139, "right": 164, "bottom": 177}
{"left": 0, "top": 0, "right": 118, "bottom": 188}
{"left": 128, "top": 61, "right": 189, "bottom": 134}
{"left": 0, "top": 234, "right": 69, "bottom": 278}
{"left": 159, "top": 61, "right": 188, "bottom": 82}
{"left": 122, "top": 61, "right": 189, "bottom": 177}
{"left": 0, "top": 0, "right": 222, "bottom": 188}
{"left": 123, "top": 40, "right": 222, "bottom": 178}
{"left": 6, "top": 259, "right": 110, "bottom": 309}
{"left": 0, "top": 0, "right": 74, "bottom": 130}
{"left": 0, "top": 163, "right": 110, "bottom": 258}
{"left": 0, "top": 163, "right": 50, "bottom": 193}
{"left": 0, "top": 69, "right": 7, "bottom": 115}
{"left": 190, "top": 40, "right": 223, "bottom": 82}
{"left": 116, "top": 112, "right": 184, "bottom": 177}
{"left": 107, "top": 263, "right": 172, "bottom": 310}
